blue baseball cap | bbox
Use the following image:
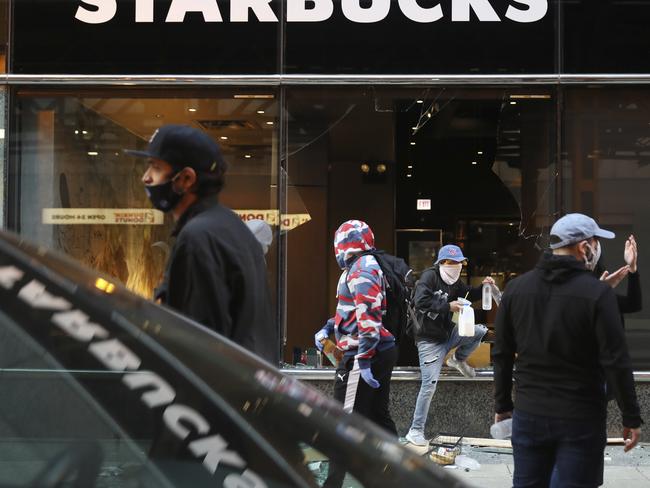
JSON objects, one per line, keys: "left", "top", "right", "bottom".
{"left": 124, "top": 124, "right": 226, "bottom": 175}
{"left": 435, "top": 244, "right": 467, "bottom": 264}
{"left": 549, "top": 213, "right": 615, "bottom": 249}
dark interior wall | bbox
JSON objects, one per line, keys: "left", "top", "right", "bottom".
{"left": 326, "top": 105, "right": 396, "bottom": 315}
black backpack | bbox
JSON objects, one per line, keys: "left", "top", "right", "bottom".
{"left": 348, "top": 250, "right": 414, "bottom": 340}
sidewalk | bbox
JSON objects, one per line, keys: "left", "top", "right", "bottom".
{"left": 404, "top": 440, "right": 650, "bottom": 487}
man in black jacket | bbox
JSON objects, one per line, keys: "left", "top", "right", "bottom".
{"left": 492, "top": 213, "right": 642, "bottom": 487}
{"left": 405, "top": 244, "right": 494, "bottom": 446}
{"left": 126, "top": 124, "right": 278, "bottom": 364}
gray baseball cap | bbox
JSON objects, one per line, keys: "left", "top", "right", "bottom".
{"left": 549, "top": 213, "right": 615, "bottom": 249}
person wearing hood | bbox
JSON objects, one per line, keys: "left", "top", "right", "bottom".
{"left": 492, "top": 213, "right": 642, "bottom": 488}
{"left": 404, "top": 244, "right": 494, "bottom": 446}
{"left": 315, "top": 220, "right": 398, "bottom": 431}
{"left": 125, "top": 124, "right": 278, "bottom": 365}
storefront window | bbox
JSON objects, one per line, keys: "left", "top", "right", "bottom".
{"left": 284, "top": 86, "right": 558, "bottom": 366}
{"left": 11, "top": 88, "right": 278, "bottom": 300}
{"left": 563, "top": 87, "right": 650, "bottom": 369}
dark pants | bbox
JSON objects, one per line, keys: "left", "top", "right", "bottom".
{"left": 512, "top": 409, "right": 607, "bottom": 488}
{"left": 324, "top": 346, "right": 398, "bottom": 488}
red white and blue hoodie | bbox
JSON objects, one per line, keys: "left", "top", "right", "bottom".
{"left": 330, "top": 220, "right": 395, "bottom": 369}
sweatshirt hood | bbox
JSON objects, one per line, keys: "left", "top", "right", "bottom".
{"left": 536, "top": 251, "right": 589, "bottom": 284}
{"left": 334, "top": 220, "right": 375, "bottom": 269}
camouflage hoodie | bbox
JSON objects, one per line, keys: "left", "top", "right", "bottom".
{"left": 333, "top": 220, "right": 395, "bottom": 369}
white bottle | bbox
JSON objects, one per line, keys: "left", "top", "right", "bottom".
{"left": 482, "top": 283, "right": 492, "bottom": 310}
{"left": 458, "top": 300, "right": 475, "bottom": 337}
{"left": 490, "top": 418, "right": 513, "bottom": 439}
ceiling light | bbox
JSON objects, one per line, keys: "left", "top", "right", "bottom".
{"left": 509, "top": 94, "right": 551, "bottom": 100}
{"left": 477, "top": 151, "right": 483, "bottom": 155}
{"left": 88, "top": 151, "right": 98, "bottom": 156}
{"left": 410, "top": 142, "right": 416, "bottom": 146}
{"left": 234, "top": 94, "right": 274, "bottom": 99}
{"left": 82, "top": 130, "right": 88, "bottom": 134}
{"left": 427, "top": 112, "right": 432, "bottom": 118}
{"left": 407, "top": 174, "right": 412, "bottom": 178}
{"left": 257, "top": 110, "right": 265, "bottom": 114}
{"left": 266, "top": 121, "right": 274, "bottom": 125}
{"left": 407, "top": 165, "right": 413, "bottom": 169}
{"left": 376, "top": 164, "right": 387, "bottom": 173}
{"left": 220, "top": 136, "right": 228, "bottom": 140}
{"left": 510, "top": 101, "right": 517, "bottom": 105}
{"left": 411, "top": 126, "right": 417, "bottom": 130}
{"left": 188, "top": 108, "right": 197, "bottom": 112}
{"left": 244, "top": 154, "right": 252, "bottom": 159}
{"left": 416, "top": 100, "right": 423, "bottom": 104}
{"left": 472, "top": 161, "right": 477, "bottom": 165}
{"left": 360, "top": 163, "right": 370, "bottom": 174}
{"left": 74, "top": 130, "right": 79, "bottom": 134}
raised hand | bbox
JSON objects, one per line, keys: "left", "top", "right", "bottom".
{"left": 624, "top": 235, "right": 638, "bottom": 273}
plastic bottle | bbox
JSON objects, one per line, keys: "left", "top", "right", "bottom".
{"left": 458, "top": 298, "right": 475, "bottom": 337}
{"left": 320, "top": 338, "right": 345, "bottom": 366}
{"left": 482, "top": 283, "right": 492, "bottom": 310}
{"left": 490, "top": 418, "right": 513, "bottom": 439}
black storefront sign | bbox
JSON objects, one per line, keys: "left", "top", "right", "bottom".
{"left": 14, "top": 0, "right": 555, "bottom": 75}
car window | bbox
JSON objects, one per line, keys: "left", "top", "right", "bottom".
{"left": 0, "top": 308, "right": 167, "bottom": 488}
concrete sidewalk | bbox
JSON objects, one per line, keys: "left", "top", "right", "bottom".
{"left": 405, "top": 441, "right": 650, "bottom": 487}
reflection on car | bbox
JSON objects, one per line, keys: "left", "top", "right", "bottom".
{"left": 0, "top": 231, "right": 467, "bottom": 488}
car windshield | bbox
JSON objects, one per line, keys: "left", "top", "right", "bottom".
{"left": 0, "top": 231, "right": 458, "bottom": 488}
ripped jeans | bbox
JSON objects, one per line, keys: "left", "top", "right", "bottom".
{"left": 408, "top": 323, "right": 487, "bottom": 433}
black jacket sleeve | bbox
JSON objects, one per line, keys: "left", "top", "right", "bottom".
{"left": 414, "top": 270, "right": 450, "bottom": 315}
{"left": 617, "top": 272, "right": 642, "bottom": 314}
{"left": 595, "top": 287, "right": 643, "bottom": 428}
{"left": 492, "top": 290, "right": 516, "bottom": 414}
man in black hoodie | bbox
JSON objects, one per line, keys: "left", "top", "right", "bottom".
{"left": 125, "top": 125, "right": 278, "bottom": 364}
{"left": 492, "top": 213, "right": 642, "bottom": 488}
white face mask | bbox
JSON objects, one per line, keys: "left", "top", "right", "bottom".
{"left": 439, "top": 264, "right": 463, "bottom": 285}
{"left": 584, "top": 240, "right": 601, "bottom": 271}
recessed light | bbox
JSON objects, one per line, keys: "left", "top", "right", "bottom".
{"left": 244, "top": 154, "right": 252, "bottom": 159}
{"left": 478, "top": 151, "right": 483, "bottom": 155}
{"left": 410, "top": 142, "right": 416, "bottom": 146}
{"left": 257, "top": 110, "right": 265, "bottom": 114}
{"left": 407, "top": 174, "right": 412, "bottom": 177}
{"left": 472, "top": 161, "right": 477, "bottom": 165}
{"left": 510, "top": 101, "right": 517, "bottom": 105}
{"left": 82, "top": 130, "right": 88, "bottom": 135}
{"left": 266, "top": 121, "right": 274, "bottom": 125}
{"left": 188, "top": 108, "right": 197, "bottom": 112}
{"left": 234, "top": 94, "right": 274, "bottom": 99}
{"left": 407, "top": 165, "right": 413, "bottom": 169}
{"left": 88, "top": 151, "right": 98, "bottom": 156}
{"left": 416, "top": 100, "right": 423, "bottom": 104}
{"left": 74, "top": 130, "right": 79, "bottom": 134}
{"left": 220, "top": 136, "right": 228, "bottom": 140}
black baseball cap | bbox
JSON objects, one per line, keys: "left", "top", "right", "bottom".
{"left": 124, "top": 124, "right": 226, "bottom": 174}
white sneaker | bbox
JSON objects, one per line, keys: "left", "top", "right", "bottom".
{"left": 405, "top": 430, "right": 429, "bottom": 446}
{"left": 447, "top": 354, "right": 476, "bottom": 378}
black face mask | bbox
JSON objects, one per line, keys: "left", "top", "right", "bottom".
{"left": 145, "top": 175, "right": 183, "bottom": 212}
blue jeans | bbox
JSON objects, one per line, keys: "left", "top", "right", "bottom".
{"left": 408, "top": 323, "right": 487, "bottom": 433}
{"left": 512, "top": 409, "right": 607, "bottom": 488}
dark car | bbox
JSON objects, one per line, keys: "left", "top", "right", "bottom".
{"left": 0, "top": 231, "right": 467, "bottom": 488}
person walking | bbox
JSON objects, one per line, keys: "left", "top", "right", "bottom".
{"left": 314, "top": 220, "right": 398, "bottom": 488}
{"left": 492, "top": 213, "right": 643, "bottom": 488}
{"left": 126, "top": 124, "right": 278, "bottom": 364}
{"left": 404, "top": 244, "right": 493, "bottom": 446}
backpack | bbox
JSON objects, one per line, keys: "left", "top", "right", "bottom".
{"left": 348, "top": 250, "right": 414, "bottom": 340}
